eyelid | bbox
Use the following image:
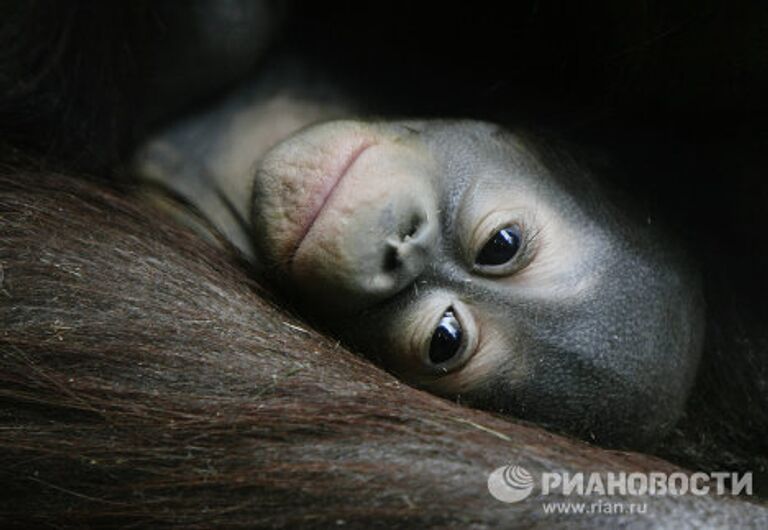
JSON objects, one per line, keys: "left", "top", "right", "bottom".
{"left": 470, "top": 210, "right": 512, "bottom": 257}
{"left": 405, "top": 297, "right": 445, "bottom": 359}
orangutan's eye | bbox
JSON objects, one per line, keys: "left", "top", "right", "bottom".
{"left": 429, "top": 308, "right": 464, "bottom": 365}
{"left": 476, "top": 225, "right": 522, "bottom": 266}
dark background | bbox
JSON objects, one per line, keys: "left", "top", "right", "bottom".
{"left": 3, "top": 1, "right": 766, "bottom": 242}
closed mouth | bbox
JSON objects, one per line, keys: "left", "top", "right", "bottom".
{"left": 288, "top": 141, "right": 373, "bottom": 268}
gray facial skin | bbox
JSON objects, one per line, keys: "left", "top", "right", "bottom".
{"left": 135, "top": 101, "right": 704, "bottom": 447}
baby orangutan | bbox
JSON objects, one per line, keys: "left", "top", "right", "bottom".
{"left": 135, "top": 89, "right": 703, "bottom": 447}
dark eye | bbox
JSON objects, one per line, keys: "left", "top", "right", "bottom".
{"left": 429, "top": 308, "right": 463, "bottom": 365}
{"left": 476, "top": 226, "right": 522, "bottom": 266}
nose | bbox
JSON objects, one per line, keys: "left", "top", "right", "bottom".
{"left": 354, "top": 199, "right": 438, "bottom": 298}
{"left": 291, "top": 187, "right": 439, "bottom": 312}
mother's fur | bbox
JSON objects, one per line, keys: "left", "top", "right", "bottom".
{"left": 1, "top": 172, "right": 766, "bottom": 528}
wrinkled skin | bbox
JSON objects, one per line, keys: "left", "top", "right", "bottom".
{"left": 249, "top": 119, "right": 704, "bottom": 446}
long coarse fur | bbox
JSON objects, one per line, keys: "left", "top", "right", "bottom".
{"left": 1, "top": 171, "right": 766, "bottom": 528}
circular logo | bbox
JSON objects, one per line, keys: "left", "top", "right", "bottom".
{"left": 487, "top": 465, "right": 535, "bottom": 503}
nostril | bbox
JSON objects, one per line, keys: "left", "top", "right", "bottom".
{"left": 383, "top": 243, "right": 400, "bottom": 272}
{"left": 384, "top": 212, "right": 426, "bottom": 272}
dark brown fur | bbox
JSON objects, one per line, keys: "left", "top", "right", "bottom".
{"left": 1, "top": 172, "right": 766, "bottom": 528}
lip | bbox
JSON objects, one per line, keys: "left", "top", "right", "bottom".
{"left": 288, "top": 141, "right": 373, "bottom": 267}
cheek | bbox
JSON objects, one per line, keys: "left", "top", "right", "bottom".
{"left": 509, "top": 229, "right": 605, "bottom": 304}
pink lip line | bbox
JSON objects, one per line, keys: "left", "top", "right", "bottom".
{"left": 287, "top": 141, "right": 373, "bottom": 269}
